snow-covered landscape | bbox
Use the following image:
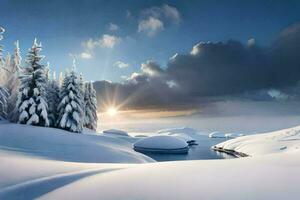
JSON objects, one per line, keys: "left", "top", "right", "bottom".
{"left": 1, "top": 121, "right": 300, "bottom": 199}
{"left": 2, "top": 1, "right": 300, "bottom": 199}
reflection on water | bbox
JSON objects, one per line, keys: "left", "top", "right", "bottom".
{"left": 140, "top": 137, "right": 235, "bottom": 162}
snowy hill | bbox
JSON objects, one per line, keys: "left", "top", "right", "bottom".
{"left": 0, "top": 123, "right": 153, "bottom": 163}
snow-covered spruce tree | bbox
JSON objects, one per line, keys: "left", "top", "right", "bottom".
{"left": 16, "top": 39, "right": 49, "bottom": 126}
{"left": 7, "top": 41, "right": 22, "bottom": 122}
{"left": 57, "top": 68, "right": 84, "bottom": 133}
{"left": 0, "top": 86, "right": 9, "bottom": 120}
{"left": 0, "top": 26, "right": 8, "bottom": 86}
{"left": 0, "top": 26, "right": 4, "bottom": 65}
{"left": 83, "top": 82, "right": 98, "bottom": 130}
{"left": 46, "top": 71, "right": 60, "bottom": 127}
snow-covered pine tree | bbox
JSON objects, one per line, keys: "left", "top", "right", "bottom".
{"left": 16, "top": 39, "right": 49, "bottom": 126}
{"left": 57, "top": 67, "right": 84, "bottom": 133}
{"left": 7, "top": 41, "right": 22, "bottom": 122}
{"left": 0, "top": 86, "right": 9, "bottom": 120}
{"left": 83, "top": 82, "right": 98, "bottom": 130}
{"left": 0, "top": 26, "right": 4, "bottom": 66}
{"left": 46, "top": 71, "right": 60, "bottom": 127}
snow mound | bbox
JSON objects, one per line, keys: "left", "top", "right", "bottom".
{"left": 0, "top": 123, "right": 153, "bottom": 163}
{"left": 157, "top": 127, "right": 198, "bottom": 135}
{"left": 103, "top": 129, "right": 129, "bottom": 137}
{"left": 209, "top": 131, "right": 226, "bottom": 138}
{"left": 214, "top": 125, "right": 300, "bottom": 156}
{"left": 157, "top": 127, "right": 198, "bottom": 144}
{"left": 210, "top": 132, "right": 244, "bottom": 139}
{"left": 134, "top": 135, "right": 189, "bottom": 154}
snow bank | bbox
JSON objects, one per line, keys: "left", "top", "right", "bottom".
{"left": 0, "top": 123, "right": 153, "bottom": 163}
{"left": 134, "top": 135, "right": 189, "bottom": 154}
{"left": 103, "top": 129, "right": 129, "bottom": 137}
{"left": 40, "top": 151, "right": 300, "bottom": 200}
{"left": 214, "top": 125, "right": 300, "bottom": 156}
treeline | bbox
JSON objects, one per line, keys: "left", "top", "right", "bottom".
{"left": 0, "top": 27, "right": 97, "bottom": 133}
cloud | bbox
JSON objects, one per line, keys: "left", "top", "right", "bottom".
{"left": 80, "top": 52, "right": 92, "bottom": 59}
{"left": 93, "top": 22, "right": 300, "bottom": 110}
{"left": 108, "top": 23, "right": 119, "bottom": 31}
{"left": 99, "top": 34, "right": 121, "bottom": 48}
{"left": 138, "top": 17, "right": 164, "bottom": 37}
{"left": 141, "top": 60, "right": 164, "bottom": 76}
{"left": 82, "top": 34, "right": 121, "bottom": 50}
{"left": 162, "top": 4, "right": 181, "bottom": 24}
{"left": 138, "top": 4, "right": 180, "bottom": 37}
{"left": 114, "top": 61, "right": 129, "bottom": 69}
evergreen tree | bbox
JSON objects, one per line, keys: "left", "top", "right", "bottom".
{"left": 16, "top": 39, "right": 49, "bottom": 126}
{"left": 0, "top": 86, "right": 9, "bottom": 120}
{"left": 0, "top": 26, "right": 4, "bottom": 66}
{"left": 46, "top": 71, "right": 60, "bottom": 127}
{"left": 7, "top": 41, "right": 22, "bottom": 122}
{"left": 57, "top": 67, "right": 84, "bottom": 133}
{"left": 83, "top": 82, "right": 98, "bottom": 130}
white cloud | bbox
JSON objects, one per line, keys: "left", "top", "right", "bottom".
{"left": 138, "top": 17, "right": 164, "bottom": 37}
{"left": 80, "top": 52, "right": 92, "bottom": 59}
{"left": 100, "top": 34, "right": 121, "bottom": 48}
{"left": 138, "top": 4, "right": 180, "bottom": 37}
{"left": 82, "top": 34, "right": 121, "bottom": 50}
{"left": 114, "top": 61, "right": 130, "bottom": 69}
{"left": 162, "top": 4, "right": 181, "bottom": 24}
{"left": 108, "top": 23, "right": 119, "bottom": 31}
{"left": 166, "top": 80, "right": 178, "bottom": 88}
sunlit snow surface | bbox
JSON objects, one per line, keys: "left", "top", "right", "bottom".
{"left": 1, "top": 122, "right": 300, "bottom": 199}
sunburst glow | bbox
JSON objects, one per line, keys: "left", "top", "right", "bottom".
{"left": 107, "top": 107, "right": 118, "bottom": 116}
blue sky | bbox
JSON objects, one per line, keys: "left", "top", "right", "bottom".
{"left": 1, "top": 0, "right": 300, "bottom": 82}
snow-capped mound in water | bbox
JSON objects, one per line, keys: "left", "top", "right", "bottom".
{"left": 214, "top": 125, "right": 300, "bottom": 156}
{"left": 209, "top": 131, "right": 226, "bottom": 138}
{"left": 103, "top": 129, "right": 129, "bottom": 137}
{"left": 157, "top": 127, "right": 198, "bottom": 145}
{"left": 0, "top": 123, "right": 153, "bottom": 163}
{"left": 209, "top": 132, "right": 244, "bottom": 139}
{"left": 134, "top": 135, "right": 189, "bottom": 154}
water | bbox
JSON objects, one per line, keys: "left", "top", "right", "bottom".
{"left": 138, "top": 136, "right": 235, "bottom": 162}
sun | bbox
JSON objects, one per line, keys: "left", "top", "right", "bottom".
{"left": 107, "top": 107, "right": 118, "bottom": 116}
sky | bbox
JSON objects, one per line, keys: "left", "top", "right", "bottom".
{"left": 1, "top": 0, "right": 300, "bottom": 82}
{"left": 2, "top": 0, "right": 300, "bottom": 115}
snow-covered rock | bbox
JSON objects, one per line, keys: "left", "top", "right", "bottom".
{"left": 103, "top": 129, "right": 129, "bottom": 137}
{"left": 134, "top": 135, "right": 189, "bottom": 154}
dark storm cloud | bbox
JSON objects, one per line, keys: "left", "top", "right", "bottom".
{"left": 94, "top": 23, "right": 300, "bottom": 110}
